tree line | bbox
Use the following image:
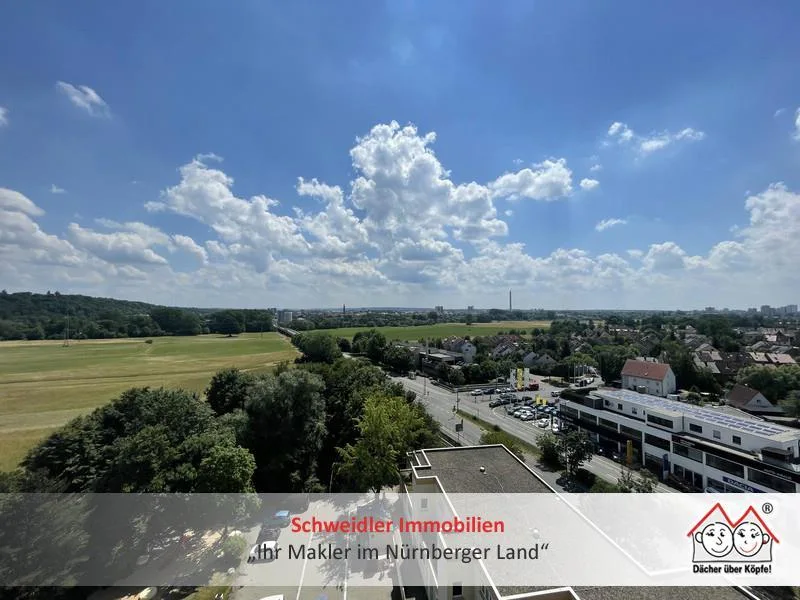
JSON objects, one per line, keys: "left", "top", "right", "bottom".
{"left": 0, "top": 291, "right": 273, "bottom": 340}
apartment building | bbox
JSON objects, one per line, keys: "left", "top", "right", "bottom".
{"left": 559, "top": 388, "right": 800, "bottom": 493}
{"left": 401, "top": 444, "right": 747, "bottom": 600}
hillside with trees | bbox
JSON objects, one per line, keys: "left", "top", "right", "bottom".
{"left": 0, "top": 291, "right": 273, "bottom": 340}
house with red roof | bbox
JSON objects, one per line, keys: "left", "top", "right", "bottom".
{"left": 621, "top": 358, "right": 676, "bottom": 397}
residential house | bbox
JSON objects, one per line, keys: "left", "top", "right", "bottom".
{"left": 726, "top": 384, "right": 784, "bottom": 415}
{"left": 767, "top": 353, "right": 797, "bottom": 366}
{"left": 621, "top": 358, "right": 677, "bottom": 397}
{"left": 523, "top": 352, "right": 557, "bottom": 372}
{"left": 441, "top": 337, "right": 477, "bottom": 364}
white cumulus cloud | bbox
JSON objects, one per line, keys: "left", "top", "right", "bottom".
{"left": 0, "top": 106, "right": 8, "bottom": 127}
{"left": 794, "top": 107, "right": 800, "bottom": 141}
{"left": 580, "top": 178, "right": 600, "bottom": 191}
{"left": 50, "top": 184, "right": 66, "bottom": 194}
{"left": 489, "top": 158, "right": 573, "bottom": 201}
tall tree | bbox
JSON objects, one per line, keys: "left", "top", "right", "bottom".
{"left": 242, "top": 370, "right": 327, "bottom": 491}
{"left": 292, "top": 331, "right": 343, "bottom": 364}
{"left": 337, "top": 393, "right": 425, "bottom": 493}
{"left": 561, "top": 430, "right": 594, "bottom": 481}
{"left": 205, "top": 368, "right": 255, "bottom": 416}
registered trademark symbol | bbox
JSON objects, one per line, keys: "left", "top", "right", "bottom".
{"left": 762, "top": 502, "right": 773, "bottom": 514}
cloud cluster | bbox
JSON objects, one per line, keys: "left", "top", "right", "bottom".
{"left": 1, "top": 121, "right": 798, "bottom": 309}
{"left": 0, "top": 106, "right": 8, "bottom": 127}
{"left": 606, "top": 121, "right": 705, "bottom": 155}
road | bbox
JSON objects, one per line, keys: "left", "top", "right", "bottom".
{"left": 394, "top": 375, "right": 678, "bottom": 493}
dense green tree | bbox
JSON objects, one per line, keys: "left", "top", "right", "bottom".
{"left": 242, "top": 370, "right": 327, "bottom": 491}
{"left": 383, "top": 344, "right": 413, "bottom": 373}
{"left": 211, "top": 311, "right": 242, "bottom": 336}
{"left": 536, "top": 432, "right": 562, "bottom": 469}
{"left": 22, "top": 387, "right": 255, "bottom": 493}
{"left": 561, "top": 430, "right": 594, "bottom": 481}
{"left": 149, "top": 307, "right": 202, "bottom": 336}
{"left": 737, "top": 365, "right": 800, "bottom": 404}
{"left": 300, "top": 359, "right": 395, "bottom": 486}
{"left": 292, "top": 331, "right": 342, "bottom": 364}
{"left": 205, "top": 368, "right": 255, "bottom": 416}
{"left": 337, "top": 393, "right": 429, "bottom": 493}
{"left": 449, "top": 368, "right": 466, "bottom": 387}
{"left": 780, "top": 390, "right": 800, "bottom": 418}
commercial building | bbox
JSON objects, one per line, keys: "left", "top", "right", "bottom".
{"left": 559, "top": 388, "right": 800, "bottom": 493}
{"left": 276, "top": 310, "right": 293, "bottom": 324}
{"left": 401, "top": 444, "right": 748, "bottom": 600}
{"left": 620, "top": 359, "right": 676, "bottom": 397}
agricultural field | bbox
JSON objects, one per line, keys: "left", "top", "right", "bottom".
{"left": 309, "top": 320, "right": 551, "bottom": 342}
{"left": 0, "top": 333, "right": 298, "bottom": 471}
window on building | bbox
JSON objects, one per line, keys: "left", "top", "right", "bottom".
{"left": 453, "top": 584, "right": 463, "bottom": 598}
{"left": 619, "top": 424, "right": 641, "bottom": 439}
{"left": 713, "top": 430, "right": 721, "bottom": 440}
{"left": 673, "top": 442, "right": 703, "bottom": 462}
{"left": 617, "top": 403, "right": 623, "bottom": 410}
{"left": 747, "top": 468, "right": 795, "bottom": 493}
{"left": 605, "top": 400, "right": 611, "bottom": 407}
{"left": 580, "top": 412, "right": 597, "bottom": 424}
{"left": 689, "top": 423, "right": 702, "bottom": 434}
{"left": 732, "top": 435, "right": 741, "bottom": 445}
{"left": 599, "top": 418, "right": 617, "bottom": 431}
{"left": 645, "top": 433, "right": 670, "bottom": 451}
{"left": 647, "top": 414, "right": 674, "bottom": 429}
{"left": 632, "top": 407, "right": 638, "bottom": 415}
{"left": 705, "top": 454, "right": 745, "bottom": 478}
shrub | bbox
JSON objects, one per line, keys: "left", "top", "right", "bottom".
{"left": 145, "top": 339, "right": 153, "bottom": 344}
{"left": 221, "top": 534, "right": 247, "bottom": 565}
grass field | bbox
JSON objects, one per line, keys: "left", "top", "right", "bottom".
{"left": 0, "top": 333, "right": 298, "bottom": 471}
{"left": 310, "top": 320, "right": 551, "bottom": 341}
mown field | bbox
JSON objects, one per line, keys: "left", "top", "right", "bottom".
{"left": 0, "top": 333, "right": 299, "bottom": 471}
{"left": 310, "top": 320, "right": 551, "bottom": 341}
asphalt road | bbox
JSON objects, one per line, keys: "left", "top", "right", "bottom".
{"left": 394, "top": 375, "right": 678, "bottom": 494}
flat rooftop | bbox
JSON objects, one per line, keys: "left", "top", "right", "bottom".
{"left": 413, "top": 445, "right": 756, "bottom": 600}
{"left": 415, "top": 445, "right": 553, "bottom": 493}
{"left": 572, "top": 587, "right": 749, "bottom": 600}
{"left": 595, "top": 388, "right": 800, "bottom": 442}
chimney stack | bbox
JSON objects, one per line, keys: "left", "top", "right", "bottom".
{"left": 509, "top": 289, "right": 512, "bottom": 311}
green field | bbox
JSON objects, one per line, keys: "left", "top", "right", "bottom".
{"left": 310, "top": 320, "right": 551, "bottom": 342}
{"left": 0, "top": 333, "right": 298, "bottom": 471}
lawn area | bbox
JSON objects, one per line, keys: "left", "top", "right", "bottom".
{"left": 309, "top": 320, "right": 551, "bottom": 341}
{"left": 0, "top": 333, "right": 299, "bottom": 471}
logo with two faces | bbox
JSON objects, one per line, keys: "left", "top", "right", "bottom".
{"left": 688, "top": 502, "right": 778, "bottom": 563}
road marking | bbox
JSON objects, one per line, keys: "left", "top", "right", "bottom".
{"left": 295, "top": 511, "right": 316, "bottom": 600}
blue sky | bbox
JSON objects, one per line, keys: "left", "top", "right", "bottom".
{"left": 1, "top": 0, "right": 799, "bottom": 309}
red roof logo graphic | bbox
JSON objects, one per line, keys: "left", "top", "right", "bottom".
{"left": 687, "top": 502, "right": 780, "bottom": 543}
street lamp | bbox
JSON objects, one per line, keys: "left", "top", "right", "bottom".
{"left": 329, "top": 462, "right": 340, "bottom": 493}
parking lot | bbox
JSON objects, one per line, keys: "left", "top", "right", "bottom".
{"left": 233, "top": 496, "right": 396, "bottom": 600}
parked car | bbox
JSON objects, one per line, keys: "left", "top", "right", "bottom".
{"left": 551, "top": 423, "right": 560, "bottom": 433}
{"left": 551, "top": 390, "right": 560, "bottom": 397}
{"left": 520, "top": 413, "right": 535, "bottom": 421}
{"left": 505, "top": 405, "right": 517, "bottom": 415}
{"left": 268, "top": 510, "right": 291, "bottom": 528}
{"left": 257, "top": 526, "right": 280, "bottom": 543}
{"left": 248, "top": 540, "right": 279, "bottom": 563}
{"left": 537, "top": 419, "right": 549, "bottom": 428}
{"left": 470, "top": 389, "right": 483, "bottom": 397}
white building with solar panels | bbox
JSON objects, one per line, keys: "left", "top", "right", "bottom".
{"left": 559, "top": 388, "right": 800, "bottom": 493}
